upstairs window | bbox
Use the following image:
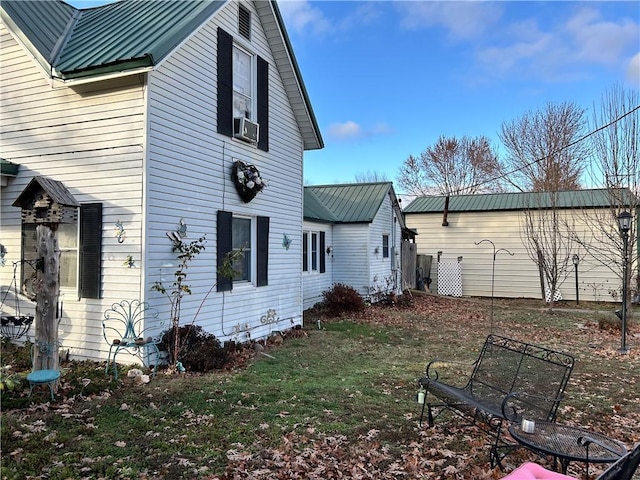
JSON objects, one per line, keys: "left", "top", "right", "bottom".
{"left": 233, "top": 45, "right": 253, "bottom": 120}
{"left": 217, "top": 28, "right": 269, "bottom": 151}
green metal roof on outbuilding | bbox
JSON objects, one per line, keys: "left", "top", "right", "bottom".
{"left": 403, "top": 189, "right": 635, "bottom": 214}
{"left": 304, "top": 182, "right": 394, "bottom": 224}
{"left": 304, "top": 188, "right": 339, "bottom": 223}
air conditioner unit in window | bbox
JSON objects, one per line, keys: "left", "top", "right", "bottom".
{"left": 233, "top": 117, "right": 259, "bottom": 143}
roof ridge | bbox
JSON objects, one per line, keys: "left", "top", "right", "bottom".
{"left": 414, "top": 187, "right": 618, "bottom": 200}
{"left": 49, "top": 8, "right": 81, "bottom": 67}
{"left": 309, "top": 181, "right": 392, "bottom": 189}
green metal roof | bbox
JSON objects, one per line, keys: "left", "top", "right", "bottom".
{"left": 304, "top": 182, "right": 393, "bottom": 223}
{"left": 403, "top": 189, "right": 635, "bottom": 214}
{"left": 0, "top": 1, "right": 75, "bottom": 65}
{"left": 304, "top": 188, "right": 339, "bottom": 223}
{"left": 1, "top": 0, "right": 224, "bottom": 79}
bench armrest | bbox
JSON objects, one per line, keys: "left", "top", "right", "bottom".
{"left": 501, "top": 391, "right": 565, "bottom": 422}
{"left": 422, "top": 358, "right": 477, "bottom": 383}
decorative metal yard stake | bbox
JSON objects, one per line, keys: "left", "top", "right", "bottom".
{"left": 475, "top": 239, "right": 514, "bottom": 334}
{"left": 616, "top": 211, "right": 632, "bottom": 354}
{"left": 572, "top": 254, "right": 580, "bottom": 305}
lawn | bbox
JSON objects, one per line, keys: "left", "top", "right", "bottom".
{"left": 1, "top": 293, "right": 638, "bottom": 479}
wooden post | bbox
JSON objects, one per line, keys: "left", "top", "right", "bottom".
{"left": 11, "top": 176, "right": 80, "bottom": 373}
{"left": 34, "top": 224, "right": 60, "bottom": 371}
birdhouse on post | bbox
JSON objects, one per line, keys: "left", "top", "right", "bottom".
{"left": 13, "top": 176, "right": 79, "bottom": 225}
{"left": 12, "top": 176, "right": 79, "bottom": 376}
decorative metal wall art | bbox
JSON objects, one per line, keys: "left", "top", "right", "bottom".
{"left": 282, "top": 233, "right": 292, "bottom": 250}
{"left": 114, "top": 220, "right": 126, "bottom": 243}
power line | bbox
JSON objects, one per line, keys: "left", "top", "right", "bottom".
{"left": 484, "top": 103, "right": 640, "bottom": 191}
{"left": 398, "top": 103, "right": 640, "bottom": 196}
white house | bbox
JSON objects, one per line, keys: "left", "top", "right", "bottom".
{"left": 404, "top": 189, "right": 638, "bottom": 303}
{"left": 0, "top": 0, "right": 323, "bottom": 362}
{"left": 302, "top": 182, "right": 410, "bottom": 309}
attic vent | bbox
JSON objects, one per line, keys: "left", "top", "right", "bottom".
{"left": 239, "top": 5, "right": 251, "bottom": 40}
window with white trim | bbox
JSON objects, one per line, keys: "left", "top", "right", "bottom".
{"left": 302, "top": 231, "right": 319, "bottom": 273}
{"left": 217, "top": 27, "right": 269, "bottom": 151}
{"left": 232, "top": 216, "right": 252, "bottom": 282}
{"left": 217, "top": 211, "right": 269, "bottom": 291}
{"left": 302, "top": 230, "right": 326, "bottom": 274}
{"left": 20, "top": 204, "right": 102, "bottom": 299}
{"left": 58, "top": 222, "right": 79, "bottom": 289}
{"left": 233, "top": 45, "right": 253, "bottom": 120}
{"left": 382, "top": 234, "right": 389, "bottom": 258}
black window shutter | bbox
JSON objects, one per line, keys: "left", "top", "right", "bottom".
{"left": 256, "top": 216, "right": 269, "bottom": 287}
{"left": 319, "top": 231, "right": 326, "bottom": 273}
{"left": 257, "top": 56, "right": 269, "bottom": 152}
{"left": 80, "top": 203, "right": 102, "bottom": 299}
{"left": 217, "top": 28, "right": 233, "bottom": 137}
{"left": 217, "top": 210, "right": 233, "bottom": 292}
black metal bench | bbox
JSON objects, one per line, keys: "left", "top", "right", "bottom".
{"left": 417, "top": 334, "right": 575, "bottom": 467}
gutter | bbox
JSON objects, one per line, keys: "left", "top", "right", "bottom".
{"left": 51, "top": 66, "right": 154, "bottom": 86}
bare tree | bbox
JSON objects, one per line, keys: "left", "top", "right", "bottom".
{"left": 570, "top": 85, "right": 639, "bottom": 306}
{"left": 353, "top": 170, "right": 389, "bottom": 183}
{"left": 499, "top": 102, "right": 589, "bottom": 192}
{"left": 397, "top": 135, "right": 501, "bottom": 196}
{"left": 521, "top": 192, "right": 577, "bottom": 311}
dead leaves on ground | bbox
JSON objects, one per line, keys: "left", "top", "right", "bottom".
{"left": 208, "top": 427, "right": 500, "bottom": 480}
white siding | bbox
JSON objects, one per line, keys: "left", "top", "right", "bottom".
{"left": 0, "top": 24, "right": 146, "bottom": 360}
{"left": 405, "top": 209, "right": 623, "bottom": 302}
{"left": 302, "top": 221, "right": 333, "bottom": 309}
{"left": 332, "top": 223, "right": 370, "bottom": 297}
{"left": 367, "top": 193, "right": 403, "bottom": 297}
{"left": 144, "top": 1, "right": 305, "bottom": 342}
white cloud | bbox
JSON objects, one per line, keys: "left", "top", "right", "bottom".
{"left": 371, "top": 122, "right": 394, "bottom": 135}
{"left": 473, "top": 6, "right": 640, "bottom": 84}
{"left": 627, "top": 53, "right": 640, "bottom": 87}
{"left": 565, "top": 8, "right": 640, "bottom": 66}
{"left": 278, "top": 0, "right": 332, "bottom": 37}
{"left": 328, "top": 121, "right": 364, "bottom": 141}
{"left": 327, "top": 121, "right": 393, "bottom": 142}
{"left": 279, "top": 0, "right": 384, "bottom": 39}
{"left": 394, "top": 1, "right": 502, "bottom": 40}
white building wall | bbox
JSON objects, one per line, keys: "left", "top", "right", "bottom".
{"left": 145, "top": 1, "right": 306, "bottom": 342}
{"left": 368, "top": 194, "right": 399, "bottom": 296}
{"left": 405, "top": 209, "right": 623, "bottom": 302}
{"left": 332, "top": 223, "right": 370, "bottom": 297}
{"left": 0, "top": 24, "right": 146, "bottom": 360}
{"left": 302, "top": 221, "right": 333, "bottom": 310}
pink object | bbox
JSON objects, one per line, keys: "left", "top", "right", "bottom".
{"left": 502, "top": 463, "right": 575, "bottom": 480}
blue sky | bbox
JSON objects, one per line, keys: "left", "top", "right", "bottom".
{"left": 68, "top": 1, "right": 640, "bottom": 190}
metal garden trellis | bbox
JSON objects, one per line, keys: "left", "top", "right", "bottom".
{"left": 475, "top": 239, "right": 514, "bottom": 333}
